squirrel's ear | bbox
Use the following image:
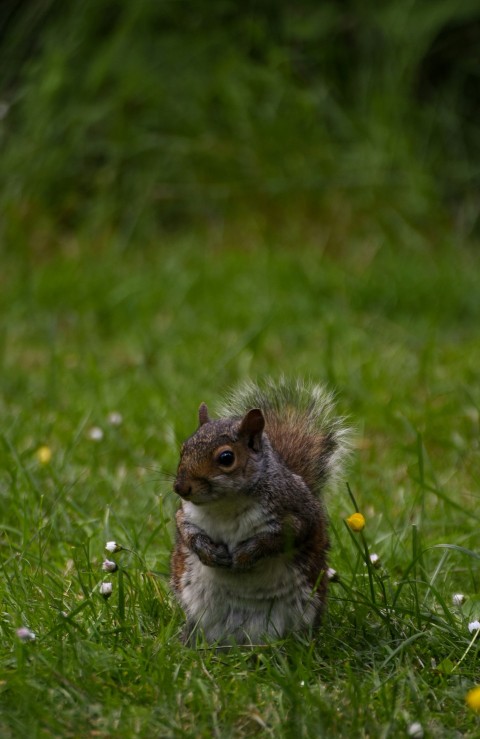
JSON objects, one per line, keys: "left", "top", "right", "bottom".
{"left": 198, "top": 402, "right": 210, "bottom": 427}
{"left": 238, "top": 408, "right": 265, "bottom": 451}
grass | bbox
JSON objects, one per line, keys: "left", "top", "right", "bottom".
{"left": 1, "top": 226, "right": 480, "bottom": 737}
{"left": 2, "top": 3, "right": 480, "bottom": 235}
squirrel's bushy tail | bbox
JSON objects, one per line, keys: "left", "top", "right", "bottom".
{"left": 217, "top": 377, "right": 351, "bottom": 495}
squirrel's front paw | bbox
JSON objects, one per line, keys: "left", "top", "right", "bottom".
{"left": 231, "top": 539, "right": 259, "bottom": 571}
{"left": 191, "top": 535, "right": 232, "bottom": 569}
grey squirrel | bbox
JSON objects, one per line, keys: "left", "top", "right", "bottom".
{"left": 171, "top": 378, "right": 350, "bottom": 645}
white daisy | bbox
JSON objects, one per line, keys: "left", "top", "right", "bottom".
{"left": 468, "top": 620, "right": 480, "bottom": 634}
{"left": 99, "top": 582, "right": 113, "bottom": 599}
{"left": 105, "top": 541, "right": 122, "bottom": 553}
{"left": 87, "top": 427, "right": 104, "bottom": 441}
{"left": 102, "top": 559, "right": 118, "bottom": 573}
{"left": 107, "top": 412, "right": 123, "bottom": 426}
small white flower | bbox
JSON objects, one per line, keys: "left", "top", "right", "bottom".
{"left": 102, "top": 559, "right": 118, "bottom": 573}
{"left": 299, "top": 680, "right": 305, "bottom": 687}
{"left": 326, "top": 567, "right": 339, "bottom": 582}
{"left": 87, "top": 426, "right": 104, "bottom": 441}
{"left": 452, "top": 593, "right": 466, "bottom": 606}
{"left": 105, "top": 541, "right": 122, "bottom": 553}
{"left": 107, "top": 411, "right": 123, "bottom": 426}
{"left": 16, "top": 627, "right": 36, "bottom": 642}
{"left": 369, "top": 553, "right": 381, "bottom": 568}
{"left": 407, "top": 721, "right": 424, "bottom": 738}
{"left": 99, "top": 582, "right": 113, "bottom": 598}
{"left": 468, "top": 620, "right": 480, "bottom": 634}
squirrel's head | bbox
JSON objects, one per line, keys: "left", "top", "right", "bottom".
{"left": 174, "top": 404, "right": 266, "bottom": 505}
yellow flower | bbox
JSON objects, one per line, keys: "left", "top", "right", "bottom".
{"left": 466, "top": 686, "right": 480, "bottom": 712}
{"left": 36, "top": 445, "right": 52, "bottom": 465}
{"left": 346, "top": 512, "right": 366, "bottom": 532}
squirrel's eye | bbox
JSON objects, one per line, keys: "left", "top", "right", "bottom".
{"left": 217, "top": 450, "right": 235, "bottom": 467}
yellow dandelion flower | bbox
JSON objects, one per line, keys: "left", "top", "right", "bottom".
{"left": 466, "top": 686, "right": 480, "bottom": 712}
{"left": 346, "top": 512, "right": 366, "bottom": 532}
{"left": 36, "top": 445, "right": 52, "bottom": 465}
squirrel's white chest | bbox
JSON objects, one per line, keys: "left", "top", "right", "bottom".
{"left": 178, "top": 499, "right": 319, "bottom": 645}
{"left": 182, "top": 498, "right": 268, "bottom": 547}
{"left": 179, "top": 551, "right": 317, "bottom": 645}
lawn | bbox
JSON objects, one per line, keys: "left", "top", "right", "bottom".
{"left": 0, "top": 226, "right": 479, "bottom": 737}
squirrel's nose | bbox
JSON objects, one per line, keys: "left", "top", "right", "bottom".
{"left": 174, "top": 479, "right": 192, "bottom": 498}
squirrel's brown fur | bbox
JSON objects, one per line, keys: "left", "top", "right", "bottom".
{"left": 171, "top": 378, "right": 350, "bottom": 645}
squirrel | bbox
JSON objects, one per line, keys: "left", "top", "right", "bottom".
{"left": 171, "top": 378, "right": 350, "bottom": 645}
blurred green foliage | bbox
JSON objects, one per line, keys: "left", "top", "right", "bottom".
{"left": 0, "top": 0, "right": 479, "bottom": 237}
